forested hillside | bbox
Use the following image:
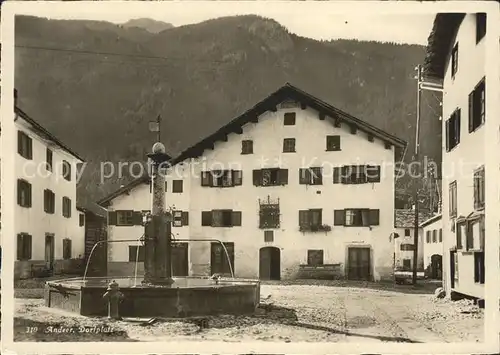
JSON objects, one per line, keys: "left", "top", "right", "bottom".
{"left": 14, "top": 15, "right": 441, "bottom": 207}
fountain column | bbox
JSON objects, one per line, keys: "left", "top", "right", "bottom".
{"left": 143, "top": 142, "right": 173, "bottom": 285}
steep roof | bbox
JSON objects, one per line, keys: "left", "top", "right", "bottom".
{"left": 395, "top": 209, "right": 433, "bottom": 229}
{"left": 15, "top": 106, "right": 85, "bottom": 162}
{"left": 419, "top": 213, "right": 442, "bottom": 228}
{"left": 99, "top": 83, "right": 407, "bottom": 207}
{"left": 77, "top": 202, "right": 107, "bottom": 218}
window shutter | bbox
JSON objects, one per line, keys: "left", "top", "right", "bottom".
{"left": 201, "top": 211, "right": 212, "bottom": 226}
{"left": 299, "top": 210, "right": 309, "bottom": 228}
{"left": 361, "top": 209, "right": 370, "bottom": 226}
{"left": 456, "top": 109, "right": 461, "bottom": 144}
{"left": 108, "top": 211, "right": 117, "bottom": 225}
{"left": 27, "top": 183, "right": 32, "bottom": 207}
{"left": 17, "top": 234, "right": 23, "bottom": 260}
{"left": 201, "top": 171, "right": 211, "bottom": 186}
{"left": 299, "top": 168, "right": 310, "bottom": 184}
{"left": 26, "top": 235, "right": 32, "bottom": 260}
{"left": 333, "top": 167, "right": 340, "bottom": 184}
{"left": 181, "top": 211, "right": 189, "bottom": 226}
{"left": 456, "top": 223, "right": 462, "bottom": 249}
{"left": 132, "top": 211, "right": 143, "bottom": 225}
{"left": 279, "top": 169, "right": 288, "bottom": 185}
{"left": 334, "top": 210, "right": 345, "bottom": 226}
{"left": 466, "top": 221, "right": 474, "bottom": 250}
{"left": 17, "top": 180, "right": 22, "bottom": 205}
{"left": 231, "top": 211, "right": 242, "bottom": 226}
{"left": 366, "top": 165, "right": 381, "bottom": 183}
{"left": 27, "top": 137, "right": 33, "bottom": 159}
{"left": 369, "top": 209, "right": 380, "bottom": 226}
{"left": 17, "top": 131, "right": 23, "bottom": 155}
{"left": 341, "top": 166, "right": 349, "bottom": 184}
{"left": 253, "top": 169, "right": 262, "bottom": 186}
{"left": 232, "top": 170, "right": 243, "bottom": 186}
{"left": 473, "top": 174, "right": 478, "bottom": 209}
{"left": 445, "top": 120, "right": 450, "bottom": 152}
{"left": 129, "top": 246, "right": 137, "bottom": 262}
{"left": 468, "top": 92, "right": 474, "bottom": 132}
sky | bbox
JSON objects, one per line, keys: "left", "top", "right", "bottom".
{"left": 13, "top": 2, "right": 436, "bottom": 45}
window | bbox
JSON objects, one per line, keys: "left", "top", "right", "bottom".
{"left": 438, "top": 229, "right": 442, "bottom": 242}
{"left": 474, "top": 251, "right": 485, "bottom": 284}
{"left": 451, "top": 43, "right": 458, "bottom": 77}
{"left": 469, "top": 78, "right": 486, "bottom": 132}
{"left": 473, "top": 166, "right": 485, "bottom": 210}
{"left": 129, "top": 245, "right": 145, "bottom": 262}
{"left": 62, "top": 238, "right": 72, "bottom": 260}
{"left": 445, "top": 109, "right": 461, "bottom": 151}
{"left": 466, "top": 217, "right": 484, "bottom": 251}
{"left": 264, "top": 230, "right": 274, "bottom": 242}
{"left": 476, "top": 13, "right": 486, "bottom": 43}
{"left": 241, "top": 140, "right": 253, "bottom": 154}
{"left": 283, "top": 112, "right": 296, "bottom": 125}
{"left": 299, "top": 167, "right": 323, "bottom": 185}
{"left": 46, "top": 148, "right": 53, "bottom": 171}
{"left": 116, "top": 210, "right": 134, "bottom": 226}
{"left": 449, "top": 181, "right": 457, "bottom": 217}
{"left": 17, "top": 179, "right": 32, "bottom": 208}
{"left": 202, "top": 210, "right": 242, "bottom": 227}
{"left": 259, "top": 204, "right": 280, "bottom": 229}
{"left": 62, "top": 197, "right": 72, "bottom": 218}
{"left": 335, "top": 209, "right": 379, "bottom": 227}
{"left": 172, "top": 210, "right": 189, "bottom": 227}
{"left": 62, "top": 160, "right": 71, "bottom": 181}
{"left": 79, "top": 213, "right": 85, "bottom": 227}
{"left": 17, "top": 130, "right": 33, "bottom": 159}
{"left": 201, "top": 170, "right": 242, "bottom": 187}
{"left": 43, "top": 189, "right": 55, "bottom": 214}
{"left": 432, "top": 230, "right": 437, "bottom": 243}
{"left": 326, "top": 135, "right": 341, "bottom": 151}
{"left": 253, "top": 168, "right": 288, "bottom": 186}
{"left": 16, "top": 233, "right": 32, "bottom": 260}
{"left": 426, "top": 231, "right": 431, "bottom": 243}
{"left": 404, "top": 229, "right": 411, "bottom": 237}
{"left": 108, "top": 210, "right": 143, "bottom": 226}
{"left": 307, "top": 250, "right": 324, "bottom": 266}
{"left": 283, "top": 138, "right": 296, "bottom": 153}
{"left": 172, "top": 180, "right": 183, "bottom": 193}
{"left": 402, "top": 259, "right": 412, "bottom": 270}
{"left": 299, "top": 209, "right": 323, "bottom": 231}
{"left": 211, "top": 242, "right": 235, "bottom": 276}
{"left": 333, "top": 165, "right": 380, "bottom": 184}
{"left": 456, "top": 220, "right": 465, "bottom": 249}
{"left": 400, "top": 244, "right": 414, "bottom": 251}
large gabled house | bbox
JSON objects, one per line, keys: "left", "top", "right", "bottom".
{"left": 13, "top": 90, "right": 86, "bottom": 278}
{"left": 423, "top": 12, "right": 493, "bottom": 301}
{"left": 99, "top": 83, "right": 406, "bottom": 282}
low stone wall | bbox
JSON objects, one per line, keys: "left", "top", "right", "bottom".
{"left": 15, "top": 259, "right": 85, "bottom": 279}
{"left": 296, "top": 264, "right": 343, "bottom": 280}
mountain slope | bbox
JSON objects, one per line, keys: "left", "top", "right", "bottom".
{"left": 121, "top": 18, "right": 174, "bottom": 33}
{"left": 14, "top": 15, "right": 441, "bottom": 206}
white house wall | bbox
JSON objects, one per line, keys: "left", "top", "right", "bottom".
{"left": 394, "top": 227, "right": 424, "bottom": 270}
{"left": 107, "top": 105, "right": 397, "bottom": 281}
{"left": 15, "top": 118, "right": 83, "bottom": 278}
{"left": 441, "top": 14, "right": 486, "bottom": 299}
{"left": 422, "top": 219, "right": 443, "bottom": 270}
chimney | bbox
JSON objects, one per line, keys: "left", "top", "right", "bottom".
{"left": 14, "top": 89, "right": 18, "bottom": 107}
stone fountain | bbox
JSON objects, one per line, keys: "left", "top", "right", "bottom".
{"left": 44, "top": 143, "right": 260, "bottom": 318}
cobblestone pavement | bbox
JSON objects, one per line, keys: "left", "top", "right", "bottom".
{"left": 14, "top": 284, "right": 483, "bottom": 342}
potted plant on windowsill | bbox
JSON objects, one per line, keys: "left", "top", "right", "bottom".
{"left": 299, "top": 224, "right": 332, "bottom": 233}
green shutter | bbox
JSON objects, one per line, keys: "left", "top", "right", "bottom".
{"left": 253, "top": 169, "right": 262, "bottom": 186}
{"left": 334, "top": 210, "right": 345, "bottom": 226}
{"left": 298, "top": 210, "right": 309, "bottom": 228}
{"left": 181, "top": 211, "right": 189, "bottom": 226}
{"left": 231, "top": 211, "right": 242, "bottom": 226}
{"left": 369, "top": 209, "right": 380, "bottom": 226}
{"left": 232, "top": 170, "right": 243, "bottom": 186}
{"left": 201, "top": 211, "right": 212, "bottom": 226}
{"left": 333, "top": 167, "right": 340, "bottom": 184}
{"left": 108, "top": 211, "right": 117, "bottom": 225}
{"left": 279, "top": 169, "right": 288, "bottom": 185}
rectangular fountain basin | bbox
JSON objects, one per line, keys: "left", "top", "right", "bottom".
{"left": 44, "top": 277, "right": 261, "bottom": 318}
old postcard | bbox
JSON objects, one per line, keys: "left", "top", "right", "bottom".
{"left": 1, "top": 0, "right": 499, "bottom": 354}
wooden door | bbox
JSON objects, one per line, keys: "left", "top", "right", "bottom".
{"left": 347, "top": 247, "right": 371, "bottom": 281}
{"left": 45, "top": 234, "right": 55, "bottom": 271}
{"left": 171, "top": 243, "right": 189, "bottom": 276}
{"left": 259, "top": 247, "right": 271, "bottom": 280}
{"left": 210, "top": 242, "right": 234, "bottom": 276}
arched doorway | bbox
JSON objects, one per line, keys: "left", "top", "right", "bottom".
{"left": 430, "top": 254, "right": 442, "bottom": 279}
{"left": 259, "top": 247, "right": 281, "bottom": 280}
